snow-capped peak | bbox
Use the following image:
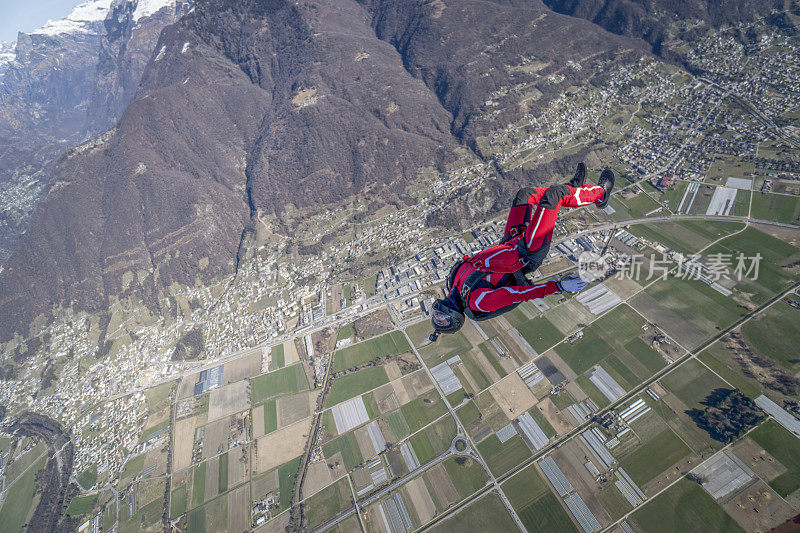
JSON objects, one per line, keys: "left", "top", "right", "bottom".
{"left": 31, "top": 0, "right": 114, "bottom": 37}
{"left": 133, "top": 0, "right": 175, "bottom": 22}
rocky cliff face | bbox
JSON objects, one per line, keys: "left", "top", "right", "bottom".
{"left": 88, "top": 0, "right": 191, "bottom": 132}
{"left": 0, "top": 0, "right": 185, "bottom": 263}
{"left": 0, "top": 0, "right": 653, "bottom": 341}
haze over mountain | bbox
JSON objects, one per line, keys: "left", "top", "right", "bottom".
{"left": 0, "top": 0, "right": 783, "bottom": 343}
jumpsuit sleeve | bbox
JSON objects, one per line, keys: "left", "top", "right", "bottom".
{"left": 468, "top": 281, "right": 561, "bottom": 314}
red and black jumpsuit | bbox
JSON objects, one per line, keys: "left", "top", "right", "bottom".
{"left": 452, "top": 182, "right": 605, "bottom": 314}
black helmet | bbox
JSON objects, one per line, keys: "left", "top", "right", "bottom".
{"left": 430, "top": 296, "right": 465, "bottom": 336}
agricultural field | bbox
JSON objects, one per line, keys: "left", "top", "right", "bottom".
{"left": 515, "top": 315, "right": 564, "bottom": 354}
{"left": 400, "top": 390, "right": 448, "bottom": 433}
{"left": 552, "top": 304, "right": 666, "bottom": 392}
{"left": 741, "top": 300, "right": 800, "bottom": 374}
{"left": 326, "top": 366, "right": 389, "bottom": 407}
{"left": 251, "top": 363, "right": 309, "bottom": 405}
{"left": 628, "top": 220, "right": 744, "bottom": 256}
{"left": 430, "top": 492, "right": 518, "bottom": 533}
{"left": 608, "top": 188, "right": 664, "bottom": 220}
{"left": 0, "top": 455, "right": 46, "bottom": 532}
{"left": 751, "top": 192, "right": 800, "bottom": 224}
{"left": 304, "top": 477, "right": 353, "bottom": 529}
{"left": 630, "top": 479, "right": 743, "bottom": 533}
{"left": 477, "top": 434, "right": 532, "bottom": 477}
{"left": 705, "top": 226, "right": 800, "bottom": 300}
{"left": 747, "top": 420, "right": 800, "bottom": 497}
{"left": 333, "top": 331, "right": 411, "bottom": 372}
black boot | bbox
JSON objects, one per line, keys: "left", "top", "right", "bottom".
{"left": 569, "top": 162, "right": 586, "bottom": 188}
{"left": 596, "top": 168, "right": 615, "bottom": 209}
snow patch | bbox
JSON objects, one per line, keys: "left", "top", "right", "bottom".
{"left": 0, "top": 42, "right": 14, "bottom": 67}
{"left": 32, "top": 0, "right": 114, "bottom": 36}
{"left": 154, "top": 45, "right": 166, "bottom": 61}
{"left": 133, "top": 0, "right": 175, "bottom": 22}
{"left": 181, "top": 42, "right": 190, "bottom": 54}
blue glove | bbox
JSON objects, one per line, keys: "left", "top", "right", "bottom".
{"left": 557, "top": 273, "right": 588, "bottom": 293}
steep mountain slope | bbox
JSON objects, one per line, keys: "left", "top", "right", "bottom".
{"left": 541, "top": 0, "right": 783, "bottom": 54}
{"left": 0, "top": 0, "right": 186, "bottom": 262}
{"left": 0, "top": 0, "right": 650, "bottom": 341}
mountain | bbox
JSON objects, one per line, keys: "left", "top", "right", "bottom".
{"left": 0, "top": 0, "right": 653, "bottom": 342}
{"left": 541, "top": 0, "right": 783, "bottom": 55}
{"left": 0, "top": 0, "right": 186, "bottom": 263}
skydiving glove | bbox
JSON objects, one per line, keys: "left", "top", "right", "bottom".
{"left": 556, "top": 273, "right": 588, "bottom": 293}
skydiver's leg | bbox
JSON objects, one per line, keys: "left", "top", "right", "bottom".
{"left": 518, "top": 184, "right": 606, "bottom": 267}
{"left": 501, "top": 186, "right": 547, "bottom": 243}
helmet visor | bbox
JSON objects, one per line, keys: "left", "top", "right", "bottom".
{"left": 432, "top": 308, "right": 454, "bottom": 328}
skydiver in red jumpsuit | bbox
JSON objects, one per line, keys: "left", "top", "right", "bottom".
{"left": 430, "top": 165, "right": 615, "bottom": 338}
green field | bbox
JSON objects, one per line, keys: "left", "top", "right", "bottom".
{"left": 411, "top": 416, "right": 457, "bottom": 463}
{"left": 271, "top": 343, "right": 285, "bottom": 369}
{"left": 528, "top": 406, "right": 556, "bottom": 438}
{"left": 336, "top": 322, "right": 356, "bottom": 341}
{"left": 516, "top": 316, "right": 564, "bottom": 353}
{"left": 385, "top": 409, "right": 411, "bottom": 440}
{"left": 188, "top": 507, "right": 206, "bottom": 533}
{"left": 418, "top": 330, "right": 473, "bottom": 366}
{"left": 631, "top": 479, "right": 743, "bottom": 533}
{"left": 517, "top": 492, "right": 579, "bottom": 533}
{"left": 442, "top": 456, "right": 489, "bottom": 499}
{"left": 140, "top": 419, "right": 170, "bottom": 442}
{"left": 460, "top": 351, "right": 491, "bottom": 391}
{"left": 749, "top": 420, "right": 800, "bottom": 497}
{"left": 410, "top": 430, "right": 437, "bottom": 464}
{"left": 751, "top": 192, "right": 800, "bottom": 224}
{"left": 629, "top": 221, "right": 744, "bottom": 256}
{"left": 66, "top": 494, "right": 98, "bottom": 517}
{"left": 624, "top": 337, "right": 667, "bottom": 376}
{"left": 121, "top": 454, "right": 145, "bottom": 480}
{"left": 323, "top": 432, "right": 364, "bottom": 471}
{"left": 554, "top": 329, "right": 613, "bottom": 374}
{"left": 741, "top": 300, "right": 800, "bottom": 374}
{"left": 400, "top": 390, "right": 447, "bottom": 433}
{"left": 218, "top": 452, "right": 228, "bottom": 493}
{"left": 305, "top": 477, "right": 353, "bottom": 528}
{"left": 697, "top": 346, "right": 761, "bottom": 399}
{"left": 660, "top": 359, "right": 728, "bottom": 409}
{"left": 554, "top": 304, "right": 652, "bottom": 380}
{"left": 251, "top": 363, "right": 308, "bottom": 404}
{"left": 610, "top": 189, "right": 664, "bottom": 221}
{"left": 326, "top": 366, "right": 389, "bottom": 407}
{"left": 476, "top": 434, "right": 532, "bottom": 477}
{"left": 191, "top": 462, "right": 207, "bottom": 508}
{"left": 362, "top": 392, "right": 380, "bottom": 419}
{"left": 0, "top": 454, "right": 45, "bottom": 532}
{"left": 619, "top": 427, "right": 693, "bottom": 485}
{"left": 278, "top": 456, "right": 302, "bottom": 510}
{"left": 645, "top": 275, "right": 747, "bottom": 341}
{"left": 478, "top": 342, "right": 509, "bottom": 378}
{"left": 171, "top": 485, "right": 187, "bottom": 518}
{"left": 501, "top": 462, "right": 549, "bottom": 510}
{"left": 333, "top": 331, "right": 411, "bottom": 372}
{"left": 575, "top": 374, "right": 611, "bottom": 409}
{"left": 77, "top": 463, "right": 99, "bottom": 490}
{"left": 262, "top": 399, "right": 278, "bottom": 434}
{"left": 144, "top": 381, "right": 174, "bottom": 412}
{"left": 431, "top": 493, "right": 517, "bottom": 533}
{"left": 706, "top": 226, "right": 800, "bottom": 299}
